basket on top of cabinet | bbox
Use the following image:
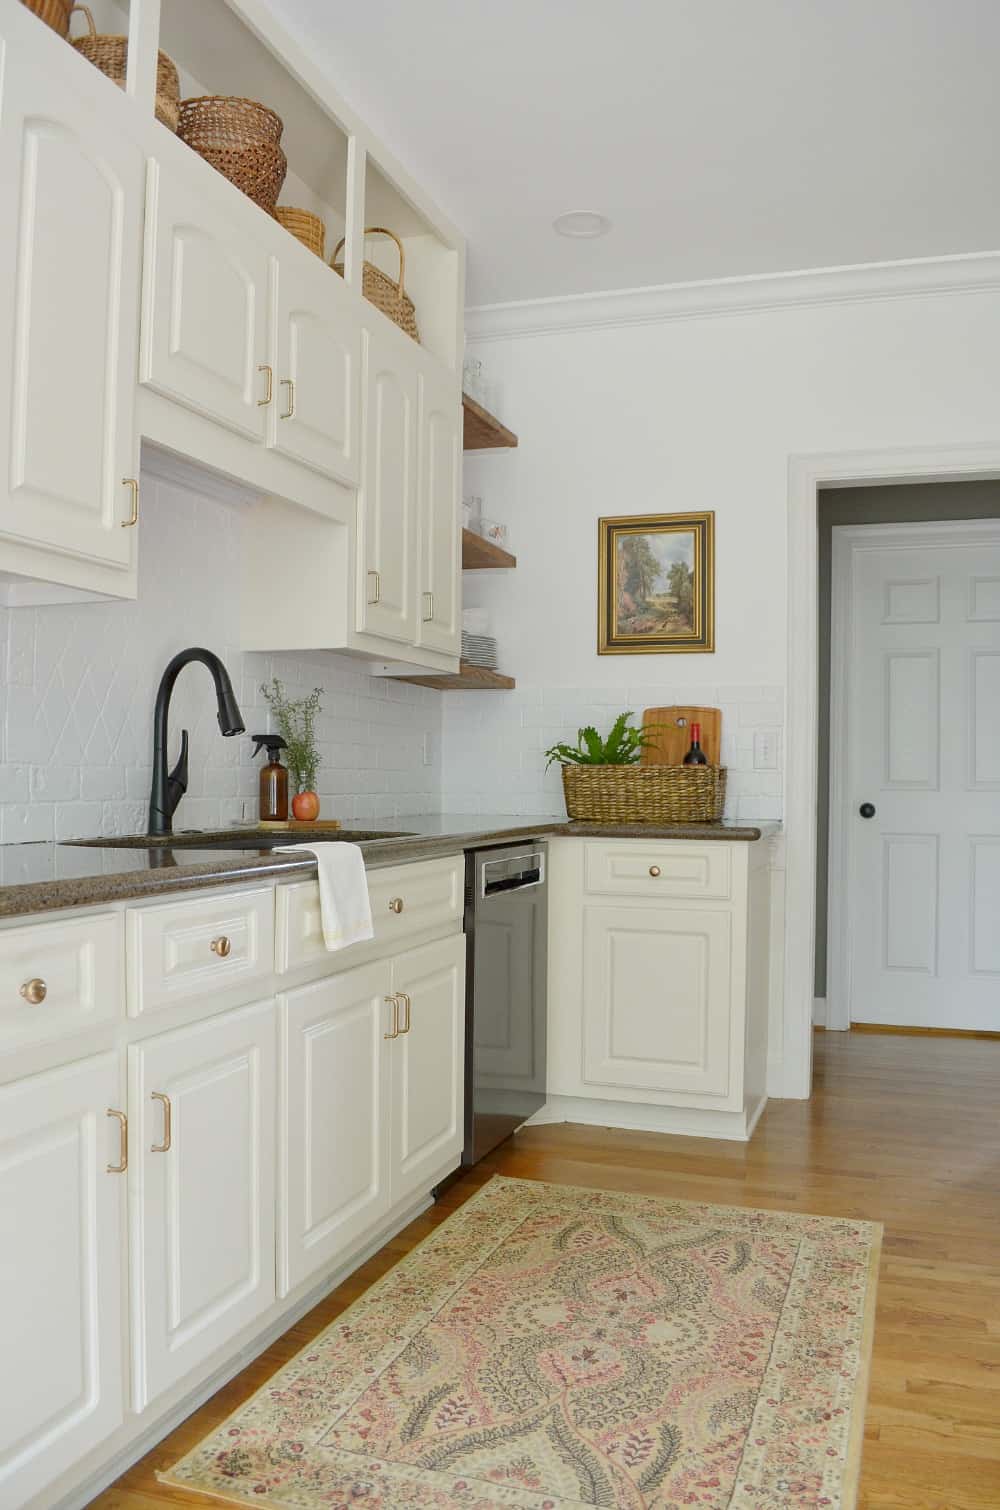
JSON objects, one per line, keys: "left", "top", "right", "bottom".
{"left": 69, "top": 6, "right": 181, "bottom": 132}
{"left": 178, "top": 95, "right": 287, "bottom": 214}
{"left": 332, "top": 226, "right": 419, "bottom": 343}
{"left": 20, "top": 0, "right": 71, "bottom": 37}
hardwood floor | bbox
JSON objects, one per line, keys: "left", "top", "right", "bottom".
{"left": 91, "top": 1030, "right": 1000, "bottom": 1510}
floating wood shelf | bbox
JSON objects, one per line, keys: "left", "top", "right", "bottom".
{"left": 394, "top": 661, "right": 516, "bottom": 691}
{"left": 462, "top": 528, "right": 516, "bottom": 570}
{"left": 462, "top": 393, "right": 518, "bottom": 451}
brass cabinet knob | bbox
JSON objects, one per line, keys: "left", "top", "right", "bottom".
{"left": 388, "top": 897, "right": 404, "bottom": 915}
{"left": 210, "top": 936, "right": 232, "bottom": 957}
{"left": 649, "top": 865, "right": 661, "bottom": 878}
{"left": 19, "top": 977, "right": 47, "bottom": 1004}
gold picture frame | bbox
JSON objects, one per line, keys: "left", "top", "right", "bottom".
{"left": 598, "top": 511, "right": 715, "bottom": 654}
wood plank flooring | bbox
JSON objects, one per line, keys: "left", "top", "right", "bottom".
{"left": 90, "top": 1030, "right": 1000, "bottom": 1510}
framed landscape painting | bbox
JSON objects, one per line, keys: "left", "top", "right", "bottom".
{"left": 598, "top": 511, "right": 715, "bottom": 654}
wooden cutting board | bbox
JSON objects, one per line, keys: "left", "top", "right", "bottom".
{"left": 640, "top": 706, "right": 722, "bottom": 766}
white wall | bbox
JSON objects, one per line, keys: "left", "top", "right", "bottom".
{"left": 447, "top": 280, "right": 1000, "bottom": 817}
{"left": 0, "top": 471, "right": 443, "bottom": 842}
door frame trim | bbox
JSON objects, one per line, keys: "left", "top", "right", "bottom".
{"left": 826, "top": 519, "right": 1000, "bottom": 1031}
{"left": 783, "top": 443, "right": 1000, "bottom": 1099}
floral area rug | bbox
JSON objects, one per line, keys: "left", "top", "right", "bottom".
{"left": 161, "top": 1175, "right": 881, "bottom": 1509}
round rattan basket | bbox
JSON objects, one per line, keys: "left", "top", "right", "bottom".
{"left": 276, "top": 206, "right": 325, "bottom": 259}
{"left": 178, "top": 96, "right": 286, "bottom": 214}
{"left": 21, "top": 0, "right": 72, "bottom": 37}
{"left": 70, "top": 6, "right": 180, "bottom": 132}
{"left": 331, "top": 227, "right": 419, "bottom": 344}
{"left": 560, "top": 764, "right": 726, "bottom": 824}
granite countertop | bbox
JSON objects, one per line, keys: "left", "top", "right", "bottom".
{"left": 0, "top": 815, "right": 781, "bottom": 920}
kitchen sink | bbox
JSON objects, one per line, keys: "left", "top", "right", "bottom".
{"left": 67, "top": 828, "right": 416, "bottom": 850}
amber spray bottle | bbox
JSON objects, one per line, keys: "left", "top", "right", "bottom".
{"left": 252, "top": 734, "right": 289, "bottom": 821}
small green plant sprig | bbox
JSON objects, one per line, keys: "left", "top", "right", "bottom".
{"left": 544, "top": 711, "right": 657, "bottom": 769}
{"left": 261, "top": 678, "right": 323, "bottom": 793}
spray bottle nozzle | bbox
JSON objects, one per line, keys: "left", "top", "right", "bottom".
{"left": 251, "top": 733, "right": 288, "bottom": 762}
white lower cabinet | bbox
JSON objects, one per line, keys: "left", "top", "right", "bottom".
{"left": 0, "top": 1053, "right": 125, "bottom": 1508}
{"left": 128, "top": 1000, "right": 276, "bottom": 1411}
{"left": 390, "top": 935, "right": 465, "bottom": 1205}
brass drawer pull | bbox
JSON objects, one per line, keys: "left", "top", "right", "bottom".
{"left": 397, "top": 990, "right": 411, "bottom": 1034}
{"left": 280, "top": 377, "right": 296, "bottom": 419}
{"left": 388, "top": 897, "right": 404, "bottom": 914}
{"left": 151, "top": 1091, "right": 172, "bottom": 1153}
{"left": 383, "top": 994, "right": 400, "bottom": 1040}
{"left": 257, "top": 363, "right": 273, "bottom": 406}
{"left": 121, "top": 477, "right": 139, "bottom": 528}
{"left": 19, "top": 977, "right": 47, "bottom": 1005}
{"left": 367, "top": 569, "right": 381, "bottom": 605}
{"left": 649, "top": 866, "right": 661, "bottom": 878}
{"left": 106, "top": 1108, "right": 128, "bottom": 1173}
{"left": 211, "top": 935, "right": 232, "bottom": 957}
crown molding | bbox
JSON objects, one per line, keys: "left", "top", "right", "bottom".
{"left": 465, "top": 251, "right": 1000, "bottom": 342}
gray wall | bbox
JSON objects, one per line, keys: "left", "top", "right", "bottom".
{"left": 815, "top": 480, "right": 1000, "bottom": 997}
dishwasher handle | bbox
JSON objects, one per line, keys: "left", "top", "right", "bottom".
{"left": 480, "top": 850, "right": 546, "bottom": 898}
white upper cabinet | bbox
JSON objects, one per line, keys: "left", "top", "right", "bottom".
{"left": 0, "top": 22, "right": 141, "bottom": 584}
{"left": 269, "top": 246, "right": 361, "bottom": 486}
{"left": 417, "top": 365, "right": 462, "bottom": 656}
{"left": 140, "top": 156, "right": 271, "bottom": 442}
{"left": 357, "top": 321, "right": 419, "bottom": 645}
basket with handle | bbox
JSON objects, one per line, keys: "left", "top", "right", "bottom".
{"left": 331, "top": 227, "right": 419, "bottom": 344}
{"left": 20, "top": 0, "right": 72, "bottom": 38}
{"left": 560, "top": 763, "right": 726, "bottom": 824}
{"left": 276, "top": 206, "right": 325, "bottom": 259}
{"left": 70, "top": 6, "right": 180, "bottom": 132}
{"left": 178, "top": 95, "right": 287, "bottom": 213}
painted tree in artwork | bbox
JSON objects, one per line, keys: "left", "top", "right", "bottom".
{"left": 668, "top": 560, "right": 694, "bottom": 624}
{"left": 618, "top": 534, "right": 661, "bottom": 610}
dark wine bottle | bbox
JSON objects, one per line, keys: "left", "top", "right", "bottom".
{"left": 682, "top": 722, "right": 708, "bottom": 765}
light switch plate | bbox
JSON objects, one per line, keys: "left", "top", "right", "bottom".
{"left": 754, "top": 730, "right": 779, "bottom": 771}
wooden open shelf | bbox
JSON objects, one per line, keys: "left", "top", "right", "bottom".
{"left": 463, "top": 393, "right": 518, "bottom": 451}
{"left": 462, "top": 528, "right": 516, "bottom": 570}
{"left": 394, "top": 661, "right": 516, "bottom": 691}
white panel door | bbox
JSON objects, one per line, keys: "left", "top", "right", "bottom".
{"left": 357, "top": 323, "right": 418, "bottom": 644}
{"left": 582, "top": 904, "right": 734, "bottom": 1101}
{"left": 835, "top": 523, "right": 1000, "bottom": 1030}
{"left": 0, "top": 39, "right": 141, "bottom": 566}
{"left": 129, "top": 1000, "right": 275, "bottom": 1410}
{"left": 270, "top": 250, "right": 361, "bottom": 485}
{"left": 416, "top": 365, "right": 462, "bottom": 655}
{"left": 278, "top": 962, "right": 392, "bottom": 1297}
{"left": 389, "top": 935, "right": 465, "bottom": 1205}
{"left": 0, "top": 1053, "right": 125, "bottom": 1507}
{"left": 141, "top": 157, "right": 270, "bottom": 440}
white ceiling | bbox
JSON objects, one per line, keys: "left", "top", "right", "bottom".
{"left": 267, "top": 0, "right": 1000, "bottom": 307}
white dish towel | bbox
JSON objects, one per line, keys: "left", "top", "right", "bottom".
{"left": 276, "top": 843, "right": 374, "bottom": 951}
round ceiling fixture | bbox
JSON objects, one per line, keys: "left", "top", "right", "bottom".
{"left": 553, "top": 210, "right": 612, "bottom": 239}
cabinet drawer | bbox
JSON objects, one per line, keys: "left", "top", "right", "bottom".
{"left": 584, "top": 841, "right": 732, "bottom": 900}
{"left": 0, "top": 912, "right": 122, "bottom": 1050}
{"left": 126, "top": 887, "right": 274, "bottom": 1016}
{"left": 276, "top": 855, "right": 463, "bottom": 973}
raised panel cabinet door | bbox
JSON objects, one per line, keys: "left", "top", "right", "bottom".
{"left": 270, "top": 250, "right": 361, "bottom": 485}
{"left": 277, "top": 962, "right": 393, "bottom": 1297}
{"left": 416, "top": 366, "right": 461, "bottom": 655}
{"left": 0, "top": 41, "right": 141, "bottom": 567}
{"left": 357, "top": 324, "right": 419, "bottom": 644}
{"left": 129, "top": 999, "right": 276, "bottom": 1411}
{"left": 582, "top": 904, "right": 734, "bottom": 1101}
{"left": 0, "top": 1052, "right": 125, "bottom": 1507}
{"left": 389, "top": 934, "right": 465, "bottom": 1205}
{"left": 140, "top": 157, "right": 270, "bottom": 441}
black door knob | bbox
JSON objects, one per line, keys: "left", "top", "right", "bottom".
{"left": 859, "top": 802, "right": 876, "bottom": 819}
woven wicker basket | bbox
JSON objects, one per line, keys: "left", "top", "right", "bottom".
{"left": 331, "top": 227, "right": 419, "bottom": 344}
{"left": 70, "top": 7, "right": 180, "bottom": 132}
{"left": 178, "top": 96, "right": 287, "bottom": 214}
{"left": 561, "top": 763, "right": 726, "bottom": 824}
{"left": 21, "top": 0, "right": 72, "bottom": 37}
{"left": 276, "top": 206, "right": 325, "bottom": 259}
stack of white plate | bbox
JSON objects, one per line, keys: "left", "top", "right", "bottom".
{"left": 461, "top": 632, "right": 498, "bottom": 668}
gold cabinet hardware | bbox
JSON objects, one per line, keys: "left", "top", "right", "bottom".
{"left": 106, "top": 1108, "right": 128, "bottom": 1173}
{"left": 649, "top": 865, "right": 661, "bottom": 878}
{"left": 397, "top": 990, "right": 412, "bottom": 1034}
{"left": 383, "top": 994, "right": 400, "bottom": 1040}
{"left": 210, "top": 935, "right": 232, "bottom": 957}
{"left": 367, "top": 569, "right": 381, "bottom": 605}
{"left": 388, "top": 897, "right": 404, "bottom": 915}
{"left": 19, "top": 977, "right": 47, "bottom": 1005}
{"left": 150, "top": 1091, "right": 172, "bottom": 1153}
{"left": 257, "top": 363, "right": 273, "bottom": 406}
{"left": 121, "top": 477, "right": 139, "bottom": 528}
{"left": 422, "top": 591, "right": 434, "bottom": 622}
{"left": 280, "top": 377, "right": 296, "bottom": 419}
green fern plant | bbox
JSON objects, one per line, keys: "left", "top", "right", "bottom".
{"left": 544, "top": 711, "right": 656, "bottom": 769}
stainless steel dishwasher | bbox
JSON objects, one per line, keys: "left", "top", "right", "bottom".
{"left": 463, "top": 842, "right": 547, "bottom": 1164}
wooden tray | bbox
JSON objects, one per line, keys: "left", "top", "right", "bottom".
{"left": 640, "top": 706, "right": 722, "bottom": 767}
{"left": 257, "top": 819, "right": 342, "bottom": 831}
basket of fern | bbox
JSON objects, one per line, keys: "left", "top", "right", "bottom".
{"left": 545, "top": 712, "right": 726, "bottom": 824}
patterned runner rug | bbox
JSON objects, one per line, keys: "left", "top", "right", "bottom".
{"left": 161, "top": 1175, "right": 881, "bottom": 1509}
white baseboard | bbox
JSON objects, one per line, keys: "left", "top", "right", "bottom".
{"left": 528, "top": 1093, "right": 764, "bottom": 1143}
{"left": 813, "top": 996, "right": 827, "bottom": 1027}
